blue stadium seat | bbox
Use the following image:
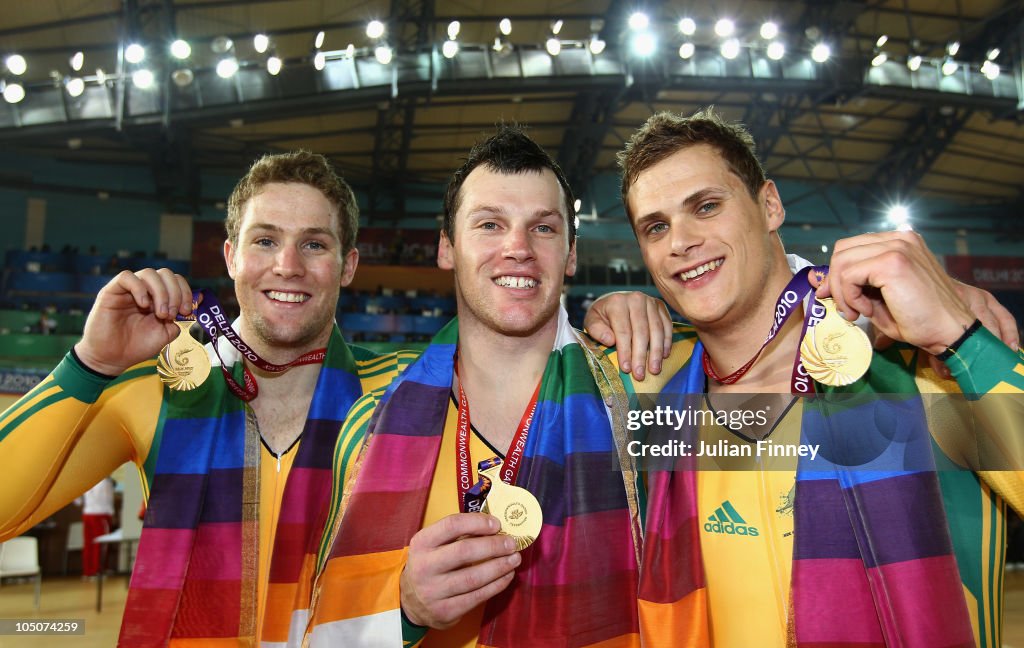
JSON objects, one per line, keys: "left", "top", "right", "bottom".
{"left": 413, "top": 315, "right": 446, "bottom": 336}
{"left": 77, "top": 274, "right": 117, "bottom": 294}
{"left": 409, "top": 296, "right": 456, "bottom": 314}
{"left": 123, "top": 257, "right": 190, "bottom": 275}
{"left": 72, "top": 254, "right": 108, "bottom": 275}
{"left": 8, "top": 272, "right": 76, "bottom": 293}
{"left": 340, "top": 313, "right": 396, "bottom": 335}
{"left": 6, "top": 251, "right": 71, "bottom": 273}
{"left": 366, "top": 295, "right": 406, "bottom": 312}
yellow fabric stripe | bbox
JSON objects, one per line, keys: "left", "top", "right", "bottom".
{"left": 988, "top": 380, "right": 1024, "bottom": 394}
{"left": 0, "top": 382, "right": 62, "bottom": 430}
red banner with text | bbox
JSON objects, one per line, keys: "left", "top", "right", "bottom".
{"left": 945, "top": 255, "right": 1024, "bottom": 291}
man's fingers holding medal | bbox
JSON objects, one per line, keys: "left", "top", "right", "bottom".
{"left": 131, "top": 268, "right": 194, "bottom": 319}
{"left": 401, "top": 513, "right": 521, "bottom": 628}
{"left": 817, "top": 231, "right": 974, "bottom": 355}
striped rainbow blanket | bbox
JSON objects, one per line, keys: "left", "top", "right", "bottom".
{"left": 639, "top": 336, "right": 976, "bottom": 647}
{"left": 119, "top": 325, "right": 365, "bottom": 647}
{"left": 308, "top": 309, "right": 644, "bottom": 646}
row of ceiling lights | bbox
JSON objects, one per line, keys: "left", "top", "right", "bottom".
{"left": 869, "top": 35, "right": 1001, "bottom": 79}
{"left": 0, "top": 15, "right": 1006, "bottom": 104}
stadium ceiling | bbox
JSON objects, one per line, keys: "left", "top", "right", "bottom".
{"left": 0, "top": 0, "right": 1022, "bottom": 237}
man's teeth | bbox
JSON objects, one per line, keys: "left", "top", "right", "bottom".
{"left": 266, "top": 290, "right": 309, "bottom": 303}
{"left": 494, "top": 276, "right": 537, "bottom": 289}
{"left": 679, "top": 259, "right": 724, "bottom": 282}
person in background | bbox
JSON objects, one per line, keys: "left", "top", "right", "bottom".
{"left": 79, "top": 476, "right": 115, "bottom": 579}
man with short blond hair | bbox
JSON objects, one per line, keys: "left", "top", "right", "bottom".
{"left": 0, "top": 150, "right": 415, "bottom": 646}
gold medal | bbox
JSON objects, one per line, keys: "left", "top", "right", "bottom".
{"left": 801, "top": 298, "right": 872, "bottom": 386}
{"left": 157, "top": 321, "right": 211, "bottom": 391}
{"left": 479, "top": 463, "right": 543, "bottom": 551}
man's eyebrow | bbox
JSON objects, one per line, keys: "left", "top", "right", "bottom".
{"left": 681, "top": 187, "right": 728, "bottom": 208}
{"left": 247, "top": 223, "right": 338, "bottom": 238}
{"left": 634, "top": 186, "right": 731, "bottom": 225}
{"left": 633, "top": 211, "right": 665, "bottom": 231}
{"left": 464, "top": 205, "right": 504, "bottom": 216}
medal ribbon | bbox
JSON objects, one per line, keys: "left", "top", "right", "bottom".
{"left": 701, "top": 266, "right": 829, "bottom": 394}
{"left": 186, "top": 289, "right": 326, "bottom": 402}
{"left": 454, "top": 359, "right": 541, "bottom": 506}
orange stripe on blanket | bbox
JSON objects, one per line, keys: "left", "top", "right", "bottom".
{"left": 311, "top": 548, "right": 407, "bottom": 625}
{"left": 639, "top": 589, "right": 709, "bottom": 648}
{"left": 262, "top": 581, "right": 299, "bottom": 641}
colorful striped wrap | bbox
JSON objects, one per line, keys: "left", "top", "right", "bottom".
{"left": 119, "top": 326, "right": 365, "bottom": 647}
{"left": 309, "top": 309, "right": 644, "bottom": 646}
{"left": 639, "top": 335, "right": 976, "bottom": 647}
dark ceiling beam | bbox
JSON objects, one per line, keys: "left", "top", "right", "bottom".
{"left": 367, "top": 0, "right": 435, "bottom": 222}
{"left": 861, "top": 105, "right": 973, "bottom": 204}
{"left": 856, "top": 3, "right": 1019, "bottom": 217}
{"left": 957, "top": 0, "right": 1024, "bottom": 60}
{"left": 555, "top": 0, "right": 643, "bottom": 201}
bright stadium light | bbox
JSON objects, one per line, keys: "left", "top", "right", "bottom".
{"left": 3, "top": 82, "right": 25, "bottom": 103}
{"left": 678, "top": 17, "right": 696, "bottom": 35}
{"left": 714, "top": 18, "right": 735, "bottom": 38}
{"left": 546, "top": 37, "right": 562, "bottom": 56}
{"left": 679, "top": 42, "right": 695, "bottom": 59}
{"left": 447, "top": 21, "right": 461, "bottom": 40}
{"left": 871, "top": 52, "right": 887, "bottom": 67}
{"left": 375, "top": 45, "right": 393, "bottom": 64}
{"left": 170, "top": 39, "right": 191, "bottom": 59}
{"left": 630, "top": 32, "right": 656, "bottom": 57}
{"left": 313, "top": 51, "right": 326, "bottom": 70}
{"left": 266, "top": 55, "right": 282, "bottom": 75}
{"left": 907, "top": 55, "right": 922, "bottom": 71}
{"left": 66, "top": 77, "right": 85, "bottom": 97}
{"left": 811, "top": 43, "right": 830, "bottom": 63}
{"left": 216, "top": 57, "right": 239, "bottom": 78}
{"left": 131, "top": 68, "right": 154, "bottom": 88}
{"left": 766, "top": 41, "right": 785, "bottom": 60}
{"left": 253, "top": 34, "right": 269, "bottom": 53}
{"left": 366, "top": 20, "right": 385, "bottom": 39}
{"left": 628, "top": 12, "right": 649, "bottom": 31}
{"left": 124, "top": 43, "right": 145, "bottom": 64}
{"left": 720, "top": 38, "right": 740, "bottom": 59}
{"left": 760, "top": 21, "right": 778, "bottom": 40}
{"left": 5, "top": 54, "right": 27, "bottom": 75}
{"left": 887, "top": 204, "right": 910, "bottom": 227}
{"left": 442, "top": 39, "right": 459, "bottom": 58}
{"left": 499, "top": 18, "right": 512, "bottom": 35}
{"left": 70, "top": 51, "right": 84, "bottom": 71}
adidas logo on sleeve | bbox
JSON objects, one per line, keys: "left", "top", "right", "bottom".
{"left": 703, "top": 500, "right": 760, "bottom": 537}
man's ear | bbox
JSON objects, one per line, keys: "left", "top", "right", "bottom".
{"left": 340, "top": 247, "right": 359, "bottom": 287}
{"left": 761, "top": 180, "right": 785, "bottom": 233}
{"left": 437, "top": 231, "right": 454, "bottom": 270}
{"left": 565, "top": 239, "right": 577, "bottom": 277}
{"left": 223, "top": 239, "right": 236, "bottom": 279}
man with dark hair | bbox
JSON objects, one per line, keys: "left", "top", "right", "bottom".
{"left": 604, "top": 108, "right": 1024, "bottom": 646}
{"left": 0, "top": 151, "right": 415, "bottom": 646}
{"left": 306, "top": 125, "right": 643, "bottom": 647}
